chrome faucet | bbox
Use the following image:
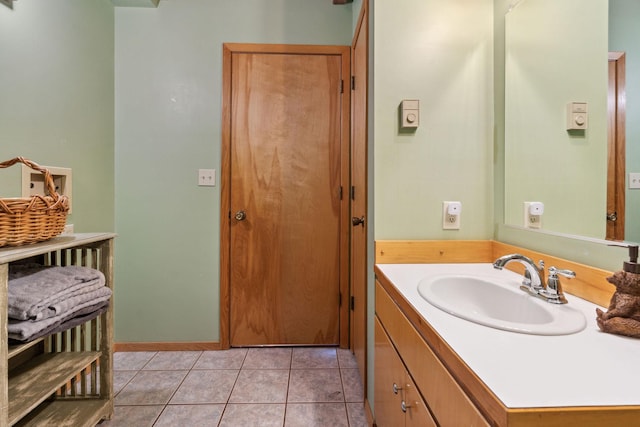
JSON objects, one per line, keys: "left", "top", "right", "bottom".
{"left": 493, "top": 254, "right": 575, "bottom": 304}
{"left": 493, "top": 253, "right": 545, "bottom": 296}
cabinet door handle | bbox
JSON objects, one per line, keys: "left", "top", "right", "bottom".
{"left": 392, "top": 383, "right": 402, "bottom": 394}
{"left": 401, "top": 400, "right": 411, "bottom": 413}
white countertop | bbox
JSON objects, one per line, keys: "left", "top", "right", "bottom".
{"left": 376, "top": 263, "right": 640, "bottom": 408}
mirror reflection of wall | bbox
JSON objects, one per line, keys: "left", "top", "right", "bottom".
{"left": 610, "top": 0, "right": 640, "bottom": 242}
{"left": 504, "top": 0, "right": 609, "bottom": 239}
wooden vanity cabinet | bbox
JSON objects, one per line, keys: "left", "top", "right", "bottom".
{"left": 375, "top": 279, "right": 490, "bottom": 427}
{"left": 1, "top": 233, "right": 115, "bottom": 427}
{"left": 374, "top": 318, "right": 436, "bottom": 427}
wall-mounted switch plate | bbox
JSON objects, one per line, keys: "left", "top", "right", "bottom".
{"left": 198, "top": 169, "right": 216, "bottom": 187}
{"left": 400, "top": 99, "right": 420, "bottom": 129}
{"left": 629, "top": 173, "right": 640, "bottom": 189}
{"left": 442, "top": 201, "right": 461, "bottom": 230}
{"left": 566, "top": 102, "right": 588, "bottom": 130}
{"left": 22, "top": 165, "right": 72, "bottom": 213}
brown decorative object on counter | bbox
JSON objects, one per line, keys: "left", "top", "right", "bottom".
{"left": 0, "top": 157, "right": 69, "bottom": 247}
{"left": 596, "top": 270, "right": 640, "bottom": 338}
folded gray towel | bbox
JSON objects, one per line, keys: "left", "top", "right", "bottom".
{"left": 8, "top": 264, "right": 106, "bottom": 321}
{"left": 9, "top": 302, "right": 109, "bottom": 344}
{"left": 8, "top": 287, "right": 112, "bottom": 342}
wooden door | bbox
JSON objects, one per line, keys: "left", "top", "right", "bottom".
{"left": 350, "top": 0, "right": 369, "bottom": 390}
{"left": 606, "top": 52, "right": 626, "bottom": 241}
{"left": 220, "top": 44, "right": 350, "bottom": 347}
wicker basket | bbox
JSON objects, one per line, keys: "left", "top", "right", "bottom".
{"left": 0, "top": 157, "right": 70, "bottom": 247}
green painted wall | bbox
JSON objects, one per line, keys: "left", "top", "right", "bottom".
{"left": 0, "top": 0, "right": 115, "bottom": 233}
{"left": 495, "top": 0, "right": 628, "bottom": 271}
{"left": 504, "top": 0, "right": 608, "bottom": 239}
{"left": 610, "top": 0, "right": 640, "bottom": 242}
{"left": 374, "top": 0, "right": 494, "bottom": 240}
{"left": 114, "top": 0, "right": 353, "bottom": 342}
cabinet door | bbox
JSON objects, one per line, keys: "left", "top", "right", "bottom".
{"left": 374, "top": 317, "right": 405, "bottom": 427}
{"left": 404, "top": 375, "right": 436, "bottom": 427}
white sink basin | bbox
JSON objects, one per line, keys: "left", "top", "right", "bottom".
{"left": 417, "top": 275, "right": 586, "bottom": 335}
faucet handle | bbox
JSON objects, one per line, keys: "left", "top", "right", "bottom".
{"left": 540, "top": 266, "right": 575, "bottom": 304}
{"left": 548, "top": 266, "right": 576, "bottom": 279}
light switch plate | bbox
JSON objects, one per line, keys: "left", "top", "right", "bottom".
{"left": 198, "top": 169, "right": 216, "bottom": 186}
{"left": 629, "top": 173, "right": 640, "bottom": 189}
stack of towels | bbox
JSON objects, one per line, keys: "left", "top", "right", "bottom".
{"left": 7, "top": 264, "right": 112, "bottom": 343}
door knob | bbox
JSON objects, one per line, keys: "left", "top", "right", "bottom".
{"left": 607, "top": 211, "right": 617, "bottom": 222}
{"left": 352, "top": 216, "right": 365, "bottom": 227}
{"left": 234, "top": 210, "right": 247, "bottom": 221}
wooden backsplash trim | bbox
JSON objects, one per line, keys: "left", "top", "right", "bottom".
{"left": 375, "top": 240, "right": 493, "bottom": 264}
{"left": 375, "top": 240, "right": 615, "bottom": 307}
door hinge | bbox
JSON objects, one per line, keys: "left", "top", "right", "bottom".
{"left": 340, "top": 79, "right": 344, "bottom": 94}
{"left": 351, "top": 75, "right": 355, "bottom": 91}
{"left": 350, "top": 296, "right": 355, "bottom": 310}
{"left": 351, "top": 186, "right": 356, "bottom": 200}
{"left": 339, "top": 186, "right": 343, "bottom": 200}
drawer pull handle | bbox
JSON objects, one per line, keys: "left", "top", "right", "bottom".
{"left": 393, "top": 383, "right": 402, "bottom": 394}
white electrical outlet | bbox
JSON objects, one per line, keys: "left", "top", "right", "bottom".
{"left": 198, "top": 169, "right": 216, "bottom": 187}
{"left": 22, "top": 164, "right": 73, "bottom": 213}
{"left": 629, "top": 173, "right": 640, "bottom": 189}
{"left": 524, "top": 201, "right": 543, "bottom": 229}
{"left": 442, "top": 201, "right": 461, "bottom": 230}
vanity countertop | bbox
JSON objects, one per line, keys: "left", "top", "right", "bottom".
{"left": 375, "top": 263, "right": 640, "bottom": 409}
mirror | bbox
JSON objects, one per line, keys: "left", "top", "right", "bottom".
{"left": 504, "top": 0, "right": 640, "bottom": 242}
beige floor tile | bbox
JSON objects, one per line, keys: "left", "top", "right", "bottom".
{"left": 170, "top": 369, "right": 239, "bottom": 404}
{"left": 113, "top": 351, "right": 157, "bottom": 371}
{"left": 143, "top": 350, "right": 202, "bottom": 370}
{"left": 291, "top": 347, "right": 338, "bottom": 369}
{"left": 113, "top": 370, "right": 137, "bottom": 396}
{"left": 346, "top": 402, "right": 369, "bottom": 427}
{"left": 229, "top": 369, "right": 290, "bottom": 403}
{"left": 288, "top": 368, "right": 344, "bottom": 403}
{"left": 219, "top": 403, "right": 285, "bottom": 427}
{"left": 114, "top": 370, "right": 187, "bottom": 405}
{"left": 108, "top": 347, "right": 366, "bottom": 425}
{"left": 97, "top": 405, "right": 163, "bottom": 427}
{"left": 284, "top": 403, "right": 349, "bottom": 427}
{"left": 193, "top": 348, "right": 248, "bottom": 370}
{"left": 341, "top": 368, "right": 364, "bottom": 402}
{"left": 154, "top": 404, "right": 225, "bottom": 427}
{"left": 337, "top": 348, "right": 359, "bottom": 369}
{"left": 243, "top": 347, "right": 292, "bottom": 369}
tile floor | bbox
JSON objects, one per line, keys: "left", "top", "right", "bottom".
{"left": 98, "top": 347, "right": 368, "bottom": 427}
